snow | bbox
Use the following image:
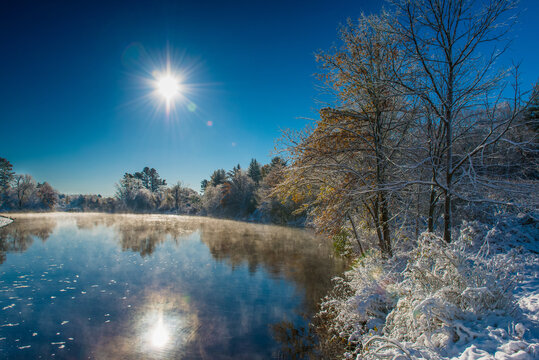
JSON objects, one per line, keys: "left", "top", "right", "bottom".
{"left": 0, "top": 215, "right": 13, "bottom": 228}
{"left": 319, "top": 213, "right": 539, "bottom": 360}
{"left": 518, "top": 293, "right": 539, "bottom": 322}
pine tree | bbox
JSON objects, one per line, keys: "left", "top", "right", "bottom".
{"left": 133, "top": 167, "right": 166, "bottom": 193}
{"left": 210, "top": 169, "right": 227, "bottom": 187}
{"left": 247, "top": 158, "right": 262, "bottom": 185}
{"left": 227, "top": 164, "right": 241, "bottom": 178}
{"left": 0, "top": 157, "right": 14, "bottom": 195}
{"left": 261, "top": 157, "right": 286, "bottom": 179}
{"left": 200, "top": 179, "right": 209, "bottom": 193}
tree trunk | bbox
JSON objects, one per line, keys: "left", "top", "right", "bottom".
{"left": 443, "top": 188, "right": 452, "bottom": 243}
{"left": 371, "top": 198, "right": 386, "bottom": 257}
{"left": 379, "top": 191, "right": 392, "bottom": 257}
{"left": 347, "top": 214, "right": 365, "bottom": 256}
{"left": 427, "top": 183, "right": 436, "bottom": 232}
{"left": 415, "top": 184, "right": 420, "bottom": 239}
{"left": 443, "top": 78, "right": 454, "bottom": 243}
{"left": 373, "top": 195, "right": 392, "bottom": 258}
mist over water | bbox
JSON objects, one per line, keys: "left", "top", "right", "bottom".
{"left": 0, "top": 213, "right": 346, "bottom": 359}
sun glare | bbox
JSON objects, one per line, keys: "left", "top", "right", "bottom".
{"left": 153, "top": 71, "right": 183, "bottom": 115}
{"left": 157, "top": 75, "right": 180, "bottom": 100}
{"left": 139, "top": 50, "right": 197, "bottom": 118}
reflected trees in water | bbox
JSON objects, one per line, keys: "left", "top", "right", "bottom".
{"left": 0, "top": 216, "right": 57, "bottom": 264}
{"left": 198, "top": 220, "right": 347, "bottom": 313}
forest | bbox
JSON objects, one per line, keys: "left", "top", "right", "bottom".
{"left": 0, "top": 157, "right": 303, "bottom": 225}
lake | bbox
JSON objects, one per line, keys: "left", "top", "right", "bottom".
{"left": 0, "top": 213, "right": 346, "bottom": 359}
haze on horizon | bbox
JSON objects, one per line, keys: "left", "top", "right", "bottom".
{"left": 1, "top": 0, "right": 538, "bottom": 196}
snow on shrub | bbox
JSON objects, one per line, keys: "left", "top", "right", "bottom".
{"left": 384, "top": 232, "right": 520, "bottom": 349}
{"left": 319, "top": 222, "right": 529, "bottom": 360}
{"left": 317, "top": 254, "right": 402, "bottom": 357}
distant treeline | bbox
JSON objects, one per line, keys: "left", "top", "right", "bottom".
{"left": 0, "top": 157, "right": 304, "bottom": 225}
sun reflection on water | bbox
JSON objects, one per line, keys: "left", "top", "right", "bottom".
{"left": 137, "top": 297, "right": 198, "bottom": 358}
{"left": 149, "top": 313, "right": 170, "bottom": 349}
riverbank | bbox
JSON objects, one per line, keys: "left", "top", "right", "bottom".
{"left": 0, "top": 209, "right": 306, "bottom": 229}
{"left": 0, "top": 215, "right": 13, "bottom": 228}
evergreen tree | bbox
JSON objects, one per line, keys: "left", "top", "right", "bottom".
{"left": 200, "top": 179, "right": 209, "bottom": 193}
{"left": 261, "top": 157, "right": 286, "bottom": 179}
{"left": 0, "top": 157, "right": 14, "bottom": 195}
{"left": 133, "top": 167, "right": 166, "bottom": 193}
{"left": 147, "top": 167, "right": 166, "bottom": 192}
{"left": 210, "top": 169, "right": 227, "bottom": 187}
{"left": 247, "top": 159, "right": 262, "bottom": 185}
{"left": 228, "top": 164, "right": 241, "bottom": 178}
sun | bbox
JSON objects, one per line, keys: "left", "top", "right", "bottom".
{"left": 157, "top": 74, "right": 180, "bottom": 100}
{"left": 153, "top": 70, "right": 183, "bottom": 115}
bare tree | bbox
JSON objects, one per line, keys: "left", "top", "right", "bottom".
{"left": 389, "top": 0, "right": 530, "bottom": 242}
{"left": 169, "top": 182, "right": 184, "bottom": 211}
{"left": 166, "top": 181, "right": 200, "bottom": 214}
{"left": 13, "top": 174, "right": 36, "bottom": 209}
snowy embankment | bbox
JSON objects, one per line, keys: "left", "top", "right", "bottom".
{"left": 0, "top": 215, "right": 13, "bottom": 228}
{"left": 319, "top": 213, "right": 538, "bottom": 360}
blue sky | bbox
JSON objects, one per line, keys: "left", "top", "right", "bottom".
{"left": 1, "top": 0, "right": 538, "bottom": 195}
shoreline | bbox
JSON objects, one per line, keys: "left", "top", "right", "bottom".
{"left": 0, "top": 210, "right": 307, "bottom": 230}
{"left": 0, "top": 215, "right": 13, "bottom": 228}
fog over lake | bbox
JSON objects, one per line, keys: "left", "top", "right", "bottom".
{"left": 0, "top": 213, "right": 346, "bottom": 359}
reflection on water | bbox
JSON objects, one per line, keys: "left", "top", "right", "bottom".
{"left": 0, "top": 213, "right": 346, "bottom": 359}
{"left": 199, "top": 221, "right": 344, "bottom": 314}
{"left": 148, "top": 311, "right": 170, "bottom": 348}
{"left": 0, "top": 215, "right": 57, "bottom": 264}
{"left": 272, "top": 320, "right": 317, "bottom": 359}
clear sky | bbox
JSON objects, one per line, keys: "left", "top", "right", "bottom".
{"left": 1, "top": 0, "right": 538, "bottom": 196}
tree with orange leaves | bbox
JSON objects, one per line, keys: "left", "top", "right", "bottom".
{"left": 276, "top": 14, "right": 414, "bottom": 258}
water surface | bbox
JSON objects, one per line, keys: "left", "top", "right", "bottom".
{"left": 0, "top": 213, "right": 345, "bottom": 359}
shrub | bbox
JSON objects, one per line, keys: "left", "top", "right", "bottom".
{"left": 318, "top": 224, "right": 524, "bottom": 360}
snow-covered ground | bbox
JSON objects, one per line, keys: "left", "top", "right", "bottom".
{"left": 0, "top": 215, "right": 13, "bottom": 228}
{"left": 319, "top": 213, "right": 539, "bottom": 359}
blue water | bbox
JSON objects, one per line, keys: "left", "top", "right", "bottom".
{"left": 0, "top": 214, "right": 345, "bottom": 359}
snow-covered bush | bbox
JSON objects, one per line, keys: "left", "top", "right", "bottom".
{"left": 384, "top": 232, "right": 521, "bottom": 349}
{"left": 318, "top": 220, "right": 533, "bottom": 360}
{"left": 317, "top": 254, "right": 402, "bottom": 357}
